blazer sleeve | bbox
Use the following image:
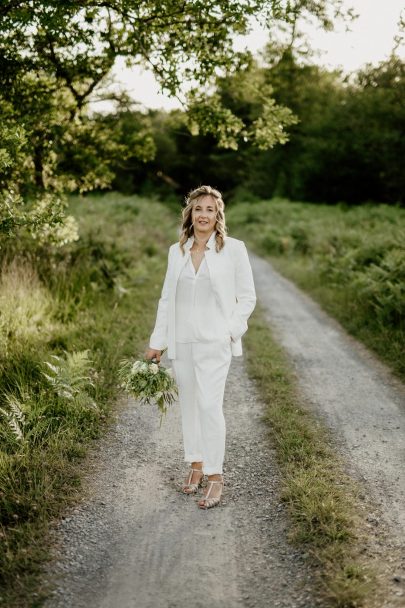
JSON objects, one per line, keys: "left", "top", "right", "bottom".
{"left": 228, "top": 241, "right": 257, "bottom": 342}
{"left": 149, "top": 246, "right": 173, "bottom": 351}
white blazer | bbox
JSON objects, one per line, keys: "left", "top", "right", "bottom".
{"left": 149, "top": 231, "right": 257, "bottom": 359}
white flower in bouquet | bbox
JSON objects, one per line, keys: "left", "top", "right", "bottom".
{"left": 131, "top": 361, "right": 142, "bottom": 373}
{"left": 118, "top": 349, "right": 177, "bottom": 425}
{"left": 149, "top": 363, "right": 159, "bottom": 375}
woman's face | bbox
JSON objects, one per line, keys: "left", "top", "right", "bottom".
{"left": 192, "top": 195, "right": 217, "bottom": 235}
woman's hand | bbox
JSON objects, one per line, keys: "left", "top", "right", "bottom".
{"left": 145, "top": 347, "right": 162, "bottom": 363}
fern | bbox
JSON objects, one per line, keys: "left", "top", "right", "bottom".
{"left": 42, "top": 350, "right": 98, "bottom": 410}
{"left": 0, "top": 395, "right": 26, "bottom": 441}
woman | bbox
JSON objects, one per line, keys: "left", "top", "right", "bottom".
{"left": 145, "top": 185, "right": 256, "bottom": 509}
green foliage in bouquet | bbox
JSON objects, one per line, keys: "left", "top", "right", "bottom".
{"left": 118, "top": 350, "right": 178, "bottom": 425}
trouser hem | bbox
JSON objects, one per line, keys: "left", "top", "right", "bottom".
{"left": 185, "top": 455, "right": 203, "bottom": 463}
{"left": 203, "top": 466, "right": 223, "bottom": 475}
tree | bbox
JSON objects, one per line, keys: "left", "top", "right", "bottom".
{"left": 0, "top": 0, "right": 353, "bottom": 244}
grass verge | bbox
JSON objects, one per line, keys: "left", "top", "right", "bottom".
{"left": 243, "top": 303, "right": 382, "bottom": 608}
{"left": 0, "top": 192, "right": 179, "bottom": 608}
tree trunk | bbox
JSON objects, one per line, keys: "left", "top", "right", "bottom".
{"left": 33, "top": 144, "right": 45, "bottom": 190}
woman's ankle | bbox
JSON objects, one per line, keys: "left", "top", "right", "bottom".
{"left": 191, "top": 461, "right": 203, "bottom": 470}
{"left": 207, "top": 473, "right": 223, "bottom": 481}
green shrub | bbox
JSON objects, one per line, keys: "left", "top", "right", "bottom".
{"left": 352, "top": 249, "right": 405, "bottom": 325}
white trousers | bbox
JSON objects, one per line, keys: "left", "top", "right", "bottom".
{"left": 171, "top": 340, "right": 232, "bottom": 475}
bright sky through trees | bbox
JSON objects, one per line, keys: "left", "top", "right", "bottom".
{"left": 96, "top": 0, "right": 404, "bottom": 112}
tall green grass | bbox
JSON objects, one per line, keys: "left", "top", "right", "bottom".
{"left": 0, "top": 192, "right": 179, "bottom": 607}
{"left": 227, "top": 199, "right": 405, "bottom": 379}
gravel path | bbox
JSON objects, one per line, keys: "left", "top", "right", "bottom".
{"left": 40, "top": 250, "right": 405, "bottom": 607}
{"left": 249, "top": 253, "right": 405, "bottom": 602}
{"left": 41, "top": 354, "right": 318, "bottom": 608}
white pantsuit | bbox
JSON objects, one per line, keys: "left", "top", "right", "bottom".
{"left": 149, "top": 230, "right": 256, "bottom": 474}
{"left": 172, "top": 341, "right": 232, "bottom": 474}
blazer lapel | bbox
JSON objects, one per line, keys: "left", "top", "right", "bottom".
{"left": 172, "top": 237, "right": 192, "bottom": 287}
{"left": 172, "top": 231, "right": 226, "bottom": 291}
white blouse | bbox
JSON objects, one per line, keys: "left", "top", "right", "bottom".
{"left": 175, "top": 253, "right": 230, "bottom": 343}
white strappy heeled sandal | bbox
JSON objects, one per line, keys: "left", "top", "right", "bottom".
{"left": 182, "top": 467, "right": 204, "bottom": 494}
{"left": 198, "top": 479, "right": 224, "bottom": 509}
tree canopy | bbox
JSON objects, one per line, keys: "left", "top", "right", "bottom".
{"left": 0, "top": 0, "right": 355, "bottom": 244}
{"left": 104, "top": 52, "right": 404, "bottom": 204}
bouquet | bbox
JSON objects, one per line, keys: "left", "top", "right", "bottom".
{"left": 118, "top": 349, "right": 178, "bottom": 426}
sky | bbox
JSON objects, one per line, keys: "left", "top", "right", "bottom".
{"left": 94, "top": 0, "right": 404, "bottom": 113}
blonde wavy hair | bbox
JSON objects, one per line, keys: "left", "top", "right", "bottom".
{"left": 179, "top": 185, "right": 228, "bottom": 255}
